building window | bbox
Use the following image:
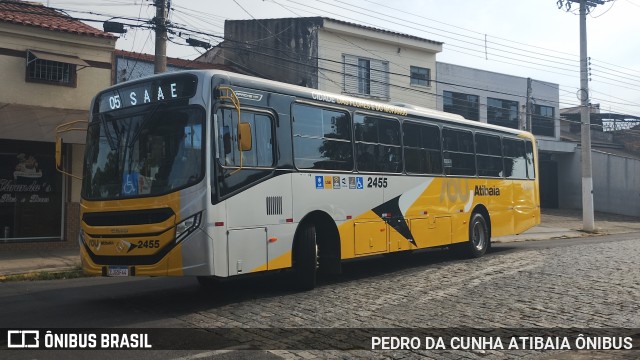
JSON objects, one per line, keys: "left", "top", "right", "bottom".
{"left": 358, "top": 59, "right": 370, "bottom": 95}
{"left": 26, "top": 50, "right": 81, "bottom": 87}
{"left": 443, "top": 91, "right": 479, "bottom": 121}
{"left": 487, "top": 98, "right": 519, "bottom": 129}
{"left": 343, "top": 54, "right": 389, "bottom": 100}
{"left": 532, "top": 104, "right": 555, "bottom": 137}
{"left": 410, "top": 66, "right": 431, "bottom": 87}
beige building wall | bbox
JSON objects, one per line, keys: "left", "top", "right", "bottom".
{"left": 317, "top": 22, "right": 441, "bottom": 109}
{"left": 0, "top": 23, "right": 114, "bottom": 111}
{"left": 0, "top": 19, "right": 115, "bottom": 244}
{"left": 0, "top": 23, "right": 114, "bottom": 199}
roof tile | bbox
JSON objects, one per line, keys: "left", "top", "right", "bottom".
{"left": 0, "top": 0, "right": 116, "bottom": 39}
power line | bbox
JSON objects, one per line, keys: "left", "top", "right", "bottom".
{"left": 19, "top": 1, "right": 639, "bottom": 92}
{"left": 11, "top": 1, "right": 640, "bottom": 118}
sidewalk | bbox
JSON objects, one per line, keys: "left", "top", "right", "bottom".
{"left": 1, "top": 209, "right": 639, "bottom": 278}
{"left": 494, "top": 208, "right": 640, "bottom": 243}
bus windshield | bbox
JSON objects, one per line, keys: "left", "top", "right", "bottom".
{"left": 82, "top": 105, "right": 204, "bottom": 200}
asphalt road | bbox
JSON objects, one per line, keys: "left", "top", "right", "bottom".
{"left": 1, "top": 232, "right": 639, "bottom": 359}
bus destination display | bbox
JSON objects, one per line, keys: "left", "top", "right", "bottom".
{"left": 97, "top": 75, "right": 197, "bottom": 112}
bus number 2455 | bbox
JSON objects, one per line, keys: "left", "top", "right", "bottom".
{"left": 367, "top": 177, "right": 388, "bottom": 188}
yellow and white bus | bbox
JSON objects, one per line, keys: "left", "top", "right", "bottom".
{"left": 73, "top": 70, "right": 539, "bottom": 289}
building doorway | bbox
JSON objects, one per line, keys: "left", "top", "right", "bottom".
{"left": 539, "top": 160, "right": 559, "bottom": 209}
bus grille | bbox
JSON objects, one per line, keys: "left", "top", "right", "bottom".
{"left": 266, "top": 196, "right": 283, "bottom": 215}
{"left": 83, "top": 208, "right": 174, "bottom": 226}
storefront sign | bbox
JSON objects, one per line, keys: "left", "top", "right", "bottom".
{"left": 0, "top": 140, "right": 62, "bottom": 240}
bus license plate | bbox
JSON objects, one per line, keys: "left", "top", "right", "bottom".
{"left": 107, "top": 266, "right": 129, "bottom": 277}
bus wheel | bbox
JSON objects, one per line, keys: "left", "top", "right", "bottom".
{"left": 293, "top": 223, "right": 318, "bottom": 290}
{"left": 457, "top": 212, "right": 490, "bottom": 258}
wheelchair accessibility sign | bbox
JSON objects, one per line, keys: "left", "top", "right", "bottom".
{"left": 122, "top": 172, "right": 139, "bottom": 195}
{"left": 315, "top": 175, "right": 364, "bottom": 190}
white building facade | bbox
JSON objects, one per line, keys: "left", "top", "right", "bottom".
{"left": 436, "top": 62, "right": 560, "bottom": 140}
{"left": 203, "top": 17, "right": 442, "bottom": 109}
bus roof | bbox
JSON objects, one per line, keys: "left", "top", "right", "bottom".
{"left": 103, "top": 69, "right": 532, "bottom": 138}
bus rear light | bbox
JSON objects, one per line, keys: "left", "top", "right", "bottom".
{"left": 346, "top": 215, "right": 352, "bottom": 220}
{"left": 285, "top": 218, "right": 294, "bottom": 223}
{"left": 214, "top": 222, "right": 224, "bottom": 227}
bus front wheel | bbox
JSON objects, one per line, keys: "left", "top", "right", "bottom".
{"left": 293, "top": 222, "right": 318, "bottom": 290}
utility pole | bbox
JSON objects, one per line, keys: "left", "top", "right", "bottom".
{"left": 559, "top": 0, "right": 602, "bottom": 232}
{"left": 578, "top": 0, "right": 595, "bottom": 232}
{"left": 153, "top": 0, "right": 169, "bottom": 74}
{"left": 525, "top": 77, "right": 532, "bottom": 132}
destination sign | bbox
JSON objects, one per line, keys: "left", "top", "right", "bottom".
{"left": 97, "top": 74, "right": 197, "bottom": 113}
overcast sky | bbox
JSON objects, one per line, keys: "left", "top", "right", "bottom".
{"left": 38, "top": 0, "right": 640, "bottom": 117}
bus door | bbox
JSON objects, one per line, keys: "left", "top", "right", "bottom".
{"left": 215, "top": 100, "right": 290, "bottom": 274}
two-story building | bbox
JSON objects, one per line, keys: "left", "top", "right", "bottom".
{"left": 199, "top": 17, "right": 442, "bottom": 109}
{"left": 0, "top": 1, "right": 116, "bottom": 246}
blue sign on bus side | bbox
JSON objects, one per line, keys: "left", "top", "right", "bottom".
{"left": 356, "top": 177, "right": 364, "bottom": 189}
{"left": 315, "top": 176, "right": 324, "bottom": 189}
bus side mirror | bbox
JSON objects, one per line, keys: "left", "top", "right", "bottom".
{"left": 238, "top": 122, "right": 252, "bottom": 151}
{"left": 55, "top": 137, "right": 63, "bottom": 170}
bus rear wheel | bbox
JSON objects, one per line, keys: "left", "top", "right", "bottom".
{"left": 455, "top": 212, "right": 489, "bottom": 258}
{"left": 293, "top": 222, "right": 318, "bottom": 290}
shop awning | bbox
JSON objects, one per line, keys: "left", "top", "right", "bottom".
{"left": 0, "top": 103, "right": 88, "bottom": 144}
{"left": 28, "top": 50, "right": 90, "bottom": 67}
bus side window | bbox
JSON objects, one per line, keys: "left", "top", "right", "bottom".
{"left": 475, "top": 133, "right": 502, "bottom": 177}
{"left": 292, "top": 103, "right": 353, "bottom": 171}
{"left": 403, "top": 121, "right": 442, "bottom": 174}
{"left": 217, "top": 108, "right": 274, "bottom": 168}
{"left": 222, "top": 126, "right": 231, "bottom": 155}
{"left": 354, "top": 114, "right": 401, "bottom": 173}
{"left": 443, "top": 128, "right": 476, "bottom": 176}
{"left": 525, "top": 140, "right": 535, "bottom": 179}
{"left": 503, "top": 138, "right": 527, "bottom": 179}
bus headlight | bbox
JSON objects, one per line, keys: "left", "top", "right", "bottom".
{"left": 175, "top": 212, "right": 202, "bottom": 243}
{"left": 78, "top": 228, "right": 85, "bottom": 246}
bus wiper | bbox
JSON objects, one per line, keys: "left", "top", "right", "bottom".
{"left": 128, "top": 103, "right": 162, "bottom": 150}
{"left": 99, "top": 114, "right": 118, "bottom": 151}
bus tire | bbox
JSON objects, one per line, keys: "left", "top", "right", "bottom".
{"left": 457, "top": 212, "right": 490, "bottom": 258}
{"left": 293, "top": 222, "right": 318, "bottom": 291}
